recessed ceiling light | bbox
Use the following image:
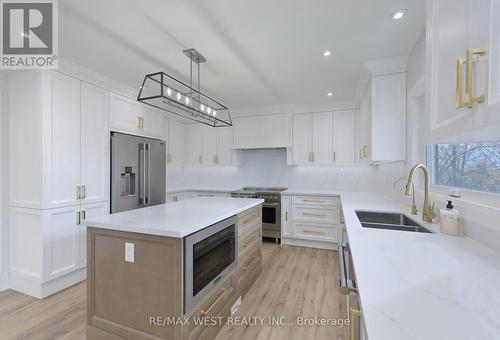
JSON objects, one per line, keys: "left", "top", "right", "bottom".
{"left": 327, "top": 92, "right": 333, "bottom": 97}
{"left": 323, "top": 50, "right": 331, "bottom": 57}
{"left": 391, "top": 9, "right": 407, "bottom": 20}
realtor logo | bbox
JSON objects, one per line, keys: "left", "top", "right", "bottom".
{"left": 1, "top": 0, "right": 58, "bottom": 69}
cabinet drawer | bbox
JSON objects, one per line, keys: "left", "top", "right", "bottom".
{"left": 292, "top": 205, "right": 339, "bottom": 224}
{"left": 292, "top": 195, "right": 339, "bottom": 206}
{"left": 292, "top": 222, "right": 338, "bottom": 242}
{"left": 186, "top": 273, "right": 236, "bottom": 339}
{"left": 236, "top": 247, "right": 262, "bottom": 298}
{"left": 237, "top": 206, "right": 261, "bottom": 237}
{"left": 238, "top": 228, "right": 261, "bottom": 259}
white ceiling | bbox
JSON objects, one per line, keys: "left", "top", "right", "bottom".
{"left": 60, "top": 0, "right": 425, "bottom": 109}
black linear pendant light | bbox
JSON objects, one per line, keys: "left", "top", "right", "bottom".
{"left": 137, "top": 48, "right": 232, "bottom": 127}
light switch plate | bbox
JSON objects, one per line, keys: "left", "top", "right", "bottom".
{"left": 125, "top": 242, "right": 134, "bottom": 263}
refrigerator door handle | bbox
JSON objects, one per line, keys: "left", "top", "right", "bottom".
{"left": 146, "top": 143, "right": 151, "bottom": 204}
{"left": 143, "top": 143, "right": 147, "bottom": 205}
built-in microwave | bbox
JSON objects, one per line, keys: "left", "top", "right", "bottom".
{"left": 184, "top": 216, "right": 236, "bottom": 313}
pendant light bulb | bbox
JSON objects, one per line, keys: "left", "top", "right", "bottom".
{"left": 200, "top": 104, "right": 205, "bottom": 111}
{"left": 166, "top": 87, "right": 171, "bottom": 96}
{"left": 207, "top": 107, "right": 211, "bottom": 114}
{"left": 177, "top": 92, "right": 182, "bottom": 101}
{"left": 185, "top": 96, "right": 190, "bottom": 105}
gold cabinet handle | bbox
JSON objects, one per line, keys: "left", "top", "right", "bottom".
{"left": 285, "top": 211, "right": 288, "bottom": 221}
{"left": 363, "top": 145, "right": 368, "bottom": 158}
{"left": 172, "top": 195, "right": 178, "bottom": 202}
{"left": 303, "top": 229, "right": 326, "bottom": 235}
{"left": 457, "top": 46, "right": 487, "bottom": 109}
{"left": 243, "top": 235, "right": 258, "bottom": 248}
{"left": 456, "top": 57, "right": 467, "bottom": 108}
{"left": 333, "top": 151, "right": 336, "bottom": 162}
{"left": 198, "top": 194, "right": 215, "bottom": 197}
{"left": 302, "top": 212, "right": 326, "bottom": 217}
{"left": 466, "top": 46, "right": 487, "bottom": 107}
{"left": 200, "top": 288, "right": 228, "bottom": 315}
{"left": 340, "top": 209, "right": 345, "bottom": 224}
{"left": 303, "top": 199, "right": 326, "bottom": 203}
{"left": 350, "top": 308, "right": 362, "bottom": 340}
{"left": 81, "top": 210, "right": 86, "bottom": 220}
{"left": 76, "top": 185, "right": 81, "bottom": 200}
{"left": 242, "top": 256, "right": 257, "bottom": 271}
{"left": 76, "top": 210, "right": 81, "bottom": 225}
{"left": 82, "top": 185, "right": 86, "bottom": 199}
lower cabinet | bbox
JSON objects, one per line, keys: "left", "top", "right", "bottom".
{"left": 8, "top": 201, "right": 109, "bottom": 298}
{"left": 281, "top": 195, "right": 341, "bottom": 250}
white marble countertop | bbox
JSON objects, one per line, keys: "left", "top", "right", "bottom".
{"left": 166, "top": 187, "right": 239, "bottom": 194}
{"left": 338, "top": 192, "right": 500, "bottom": 340}
{"left": 282, "top": 189, "right": 341, "bottom": 197}
{"left": 84, "top": 197, "right": 263, "bottom": 238}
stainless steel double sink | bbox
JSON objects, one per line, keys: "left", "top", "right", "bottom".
{"left": 355, "top": 210, "right": 433, "bottom": 233}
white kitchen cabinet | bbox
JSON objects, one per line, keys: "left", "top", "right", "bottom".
{"left": 292, "top": 113, "right": 312, "bottom": 165}
{"left": 217, "top": 127, "right": 235, "bottom": 166}
{"left": 187, "top": 123, "right": 236, "bottom": 166}
{"left": 167, "top": 119, "right": 186, "bottom": 166}
{"left": 201, "top": 125, "right": 217, "bottom": 165}
{"left": 140, "top": 104, "right": 163, "bottom": 139}
{"left": 292, "top": 112, "right": 333, "bottom": 165}
{"left": 8, "top": 70, "right": 110, "bottom": 298}
{"left": 333, "top": 110, "right": 356, "bottom": 164}
{"left": 109, "top": 92, "right": 141, "bottom": 134}
{"left": 109, "top": 92, "right": 163, "bottom": 139}
{"left": 355, "top": 72, "right": 406, "bottom": 163}
{"left": 187, "top": 124, "right": 203, "bottom": 166}
{"left": 281, "top": 195, "right": 340, "bottom": 250}
{"left": 356, "top": 89, "right": 371, "bottom": 164}
{"left": 80, "top": 82, "right": 109, "bottom": 205}
{"left": 281, "top": 196, "right": 292, "bottom": 238}
{"left": 312, "top": 112, "right": 334, "bottom": 165}
{"left": 233, "top": 114, "right": 291, "bottom": 149}
{"left": 426, "top": 0, "right": 500, "bottom": 143}
{"left": 79, "top": 201, "right": 109, "bottom": 268}
{"left": 45, "top": 72, "right": 81, "bottom": 209}
{"left": 44, "top": 205, "right": 80, "bottom": 281}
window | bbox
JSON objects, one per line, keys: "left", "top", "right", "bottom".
{"left": 427, "top": 142, "right": 500, "bottom": 195}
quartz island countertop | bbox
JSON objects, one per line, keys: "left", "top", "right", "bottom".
{"left": 84, "top": 197, "right": 264, "bottom": 238}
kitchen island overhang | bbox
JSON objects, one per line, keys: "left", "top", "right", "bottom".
{"left": 84, "top": 197, "right": 264, "bottom": 340}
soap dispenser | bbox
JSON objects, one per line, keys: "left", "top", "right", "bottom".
{"left": 440, "top": 200, "right": 460, "bottom": 236}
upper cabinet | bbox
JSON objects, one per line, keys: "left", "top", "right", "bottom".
{"left": 166, "top": 119, "right": 186, "bottom": 167}
{"left": 291, "top": 110, "right": 357, "bottom": 166}
{"left": 426, "top": 0, "right": 500, "bottom": 143}
{"left": 187, "top": 124, "right": 237, "bottom": 166}
{"left": 333, "top": 110, "right": 356, "bottom": 165}
{"left": 233, "top": 114, "right": 291, "bottom": 149}
{"left": 109, "top": 92, "right": 162, "bottom": 139}
{"left": 356, "top": 71, "right": 407, "bottom": 163}
{"left": 292, "top": 112, "right": 333, "bottom": 165}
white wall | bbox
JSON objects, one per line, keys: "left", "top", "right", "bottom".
{"left": 0, "top": 71, "right": 8, "bottom": 291}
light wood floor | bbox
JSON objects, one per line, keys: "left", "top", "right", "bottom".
{"left": 0, "top": 242, "right": 348, "bottom": 340}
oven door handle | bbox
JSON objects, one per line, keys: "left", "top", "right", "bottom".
{"left": 339, "top": 242, "right": 357, "bottom": 295}
{"left": 263, "top": 203, "right": 280, "bottom": 207}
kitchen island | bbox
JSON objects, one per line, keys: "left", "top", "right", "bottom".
{"left": 84, "top": 197, "right": 264, "bottom": 340}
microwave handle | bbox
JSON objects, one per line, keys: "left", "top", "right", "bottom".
{"left": 339, "top": 242, "right": 357, "bottom": 295}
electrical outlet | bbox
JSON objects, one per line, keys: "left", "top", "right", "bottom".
{"left": 125, "top": 242, "right": 134, "bottom": 263}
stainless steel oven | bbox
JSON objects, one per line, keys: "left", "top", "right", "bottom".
{"left": 231, "top": 187, "right": 287, "bottom": 242}
{"left": 262, "top": 201, "right": 281, "bottom": 239}
{"left": 184, "top": 216, "right": 236, "bottom": 313}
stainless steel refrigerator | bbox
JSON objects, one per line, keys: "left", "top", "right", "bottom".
{"left": 111, "top": 132, "right": 166, "bottom": 213}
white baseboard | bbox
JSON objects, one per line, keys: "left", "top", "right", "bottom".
{"left": 9, "top": 268, "right": 86, "bottom": 299}
{"left": 0, "top": 272, "right": 9, "bottom": 292}
{"left": 281, "top": 237, "right": 337, "bottom": 250}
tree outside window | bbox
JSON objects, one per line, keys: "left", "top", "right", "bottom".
{"left": 431, "top": 142, "right": 500, "bottom": 194}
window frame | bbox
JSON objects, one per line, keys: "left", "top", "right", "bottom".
{"left": 426, "top": 144, "right": 500, "bottom": 206}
